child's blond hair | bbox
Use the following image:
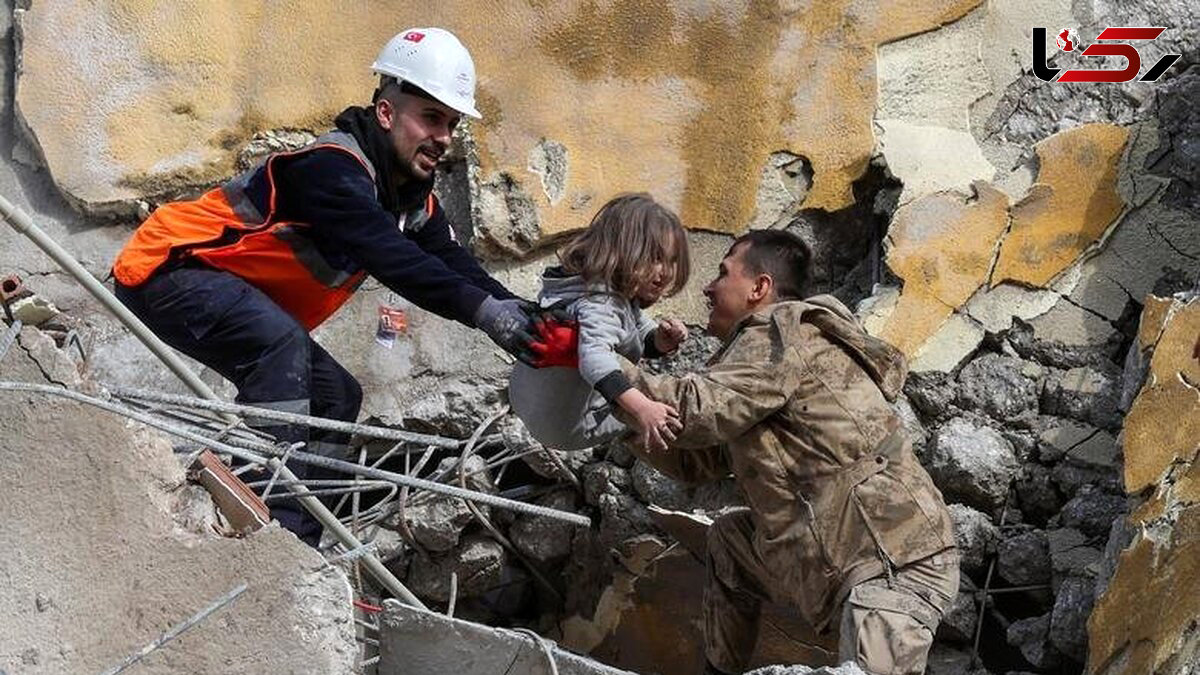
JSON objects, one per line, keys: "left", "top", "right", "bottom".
{"left": 557, "top": 193, "right": 690, "bottom": 299}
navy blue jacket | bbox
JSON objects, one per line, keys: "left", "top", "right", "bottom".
{"left": 260, "top": 147, "right": 516, "bottom": 326}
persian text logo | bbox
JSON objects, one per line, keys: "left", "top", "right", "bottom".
{"left": 1033, "top": 27, "right": 1181, "bottom": 83}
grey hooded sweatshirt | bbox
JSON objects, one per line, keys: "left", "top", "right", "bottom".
{"left": 508, "top": 268, "right": 658, "bottom": 451}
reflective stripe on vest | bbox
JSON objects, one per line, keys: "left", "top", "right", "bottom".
{"left": 112, "top": 131, "right": 434, "bottom": 331}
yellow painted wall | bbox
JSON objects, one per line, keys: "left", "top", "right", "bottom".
{"left": 18, "top": 0, "right": 981, "bottom": 233}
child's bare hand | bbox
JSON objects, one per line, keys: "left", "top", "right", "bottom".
{"left": 653, "top": 318, "right": 688, "bottom": 354}
{"left": 632, "top": 398, "right": 682, "bottom": 451}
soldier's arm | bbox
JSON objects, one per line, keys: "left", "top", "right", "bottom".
{"left": 621, "top": 321, "right": 798, "bottom": 448}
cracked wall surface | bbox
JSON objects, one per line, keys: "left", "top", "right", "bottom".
{"left": 1088, "top": 292, "right": 1200, "bottom": 675}
{"left": 15, "top": 0, "right": 982, "bottom": 234}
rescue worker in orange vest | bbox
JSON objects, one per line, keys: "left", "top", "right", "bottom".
{"left": 112, "top": 28, "right": 574, "bottom": 546}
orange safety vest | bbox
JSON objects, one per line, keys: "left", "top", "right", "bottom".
{"left": 113, "top": 132, "right": 434, "bottom": 330}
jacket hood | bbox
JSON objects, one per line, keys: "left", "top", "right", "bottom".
{"left": 739, "top": 295, "right": 908, "bottom": 401}
{"left": 537, "top": 266, "right": 620, "bottom": 305}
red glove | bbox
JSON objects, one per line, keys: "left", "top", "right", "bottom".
{"left": 528, "top": 310, "right": 579, "bottom": 368}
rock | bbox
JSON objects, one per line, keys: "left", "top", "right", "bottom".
{"left": 947, "top": 503, "right": 999, "bottom": 578}
{"left": 1014, "top": 463, "right": 1063, "bottom": 526}
{"left": 1008, "top": 304, "right": 1123, "bottom": 369}
{"left": 928, "top": 418, "right": 1020, "bottom": 513}
{"left": 631, "top": 460, "right": 692, "bottom": 510}
{"left": 406, "top": 535, "right": 506, "bottom": 603}
{"left": 597, "top": 492, "right": 655, "bottom": 548}
{"left": 499, "top": 416, "right": 589, "bottom": 483}
{"left": 581, "top": 462, "right": 631, "bottom": 507}
{"left": 904, "top": 370, "right": 959, "bottom": 422}
{"left": 388, "top": 455, "right": 493, "bottom": 552}
{"left": 1006, "top": 613, "right": 1060, "bottom": 670}
{"left": 955, "top": 353, "right": 1041, "bottom": 423}
{"left": 1048, "top": 576, "right": 1096, "bottom": 663}
{"left": 997, "top": 529, "right": 1051, "bottom": 586}
{"left": 1051, "top": 431, "right": 1122, "bottom": 498}
{"left": 1047, "top": 529, "right": 1102, "bottom": 590}
{"left": 642, "top": 328, "right": 722, "bottom": 376}
{"left": 1036, "top": 418, "right": 1097, "bottom": 464}
{"left": 398, "top": 377, "right": 506, "bottom": 438}
{"left": 1041, "top": 365, "right": 1124, "bottom": 430}
{"left": 893, "top": 395, "right": 929, "bottom": 458}
{"left": 510, "top": 489, "right": 579, "bottom": 563}
{"left": 936, "top": 591, "right": 977, "bottom": 644}
{"left": 1054, "top": 488, "right": 1127, "bottom": 539}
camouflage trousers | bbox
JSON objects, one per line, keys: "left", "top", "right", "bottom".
{"left": 704, "top": 509, "right": 959, "bottom": 675}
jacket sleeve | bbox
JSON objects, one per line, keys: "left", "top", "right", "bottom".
{"left": 272, "top": 149, "right": 489, "bottom": 326}
{"left": 621, "top": 321, "right": 799, "bottom": 448}
{"left": 405, "top": 197, "right": 519, "bottom": 301}
{"left": 576, "top": 295, "right": 635, "bottom": 404}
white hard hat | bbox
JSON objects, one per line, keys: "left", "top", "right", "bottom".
{"left": 371, "top": 27, "right": 481, "bottom": 119}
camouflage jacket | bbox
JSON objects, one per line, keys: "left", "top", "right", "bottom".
{"left": 621, "top": 296, "right": 955, "bottom": 630}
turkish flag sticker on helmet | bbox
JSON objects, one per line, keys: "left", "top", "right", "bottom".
{"left": 403, "top": 31, "right": 425, "bottom": 42}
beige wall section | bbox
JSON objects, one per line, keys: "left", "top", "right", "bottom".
{"left": 18, "top": 0, "right": 980, "bottom": 230}
{"left": 1088, "top": 295, "right": 1200, "bottom": 675}
{"left": 870, "top": 124, "right": 1129, "bottom": 363}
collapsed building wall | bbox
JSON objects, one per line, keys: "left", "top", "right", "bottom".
{"left": 0, "top": 1, "right": 1195, "bottom": 674}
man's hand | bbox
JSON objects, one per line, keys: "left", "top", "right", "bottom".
{"left": 653, "top": 318, "right": 689, "bottom": 354}
{"left": 617, "top": 388, "right": 682, "bottom": 451}
{"left": 474, "top": 296, "right": 537, "bottom": 365}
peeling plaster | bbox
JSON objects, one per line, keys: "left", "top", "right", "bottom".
{"left": 18, "top": 0, "right": 985, "bottom": 233}
{"left": 992, "top": 124, "right": 1129, "bottom": 288}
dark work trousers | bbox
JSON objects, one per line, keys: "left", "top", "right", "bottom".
{"left": 115, "top": 264, "right": 363, "bottom": 547}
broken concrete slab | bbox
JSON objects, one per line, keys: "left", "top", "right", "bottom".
{"left": 992, "top": 124, "right": 1128, "bottom": 289}
{"left": 378, "top": 600, "right": 632, "bottom": 675}
{"left": 878, "top": 182, "right": 1009, "bottom": 358}
{"left": 0, "top": 334, "right": 356, "bottom": 674}
{"left": 928, "top": 417, "right": 1020, "bottom": 513}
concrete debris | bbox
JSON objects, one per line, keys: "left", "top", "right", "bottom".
{"left": 378, "top": 601, "right": 632, "bottom": 675}
{"left": 1041, "top": 365, "right": 1124, "bottom": 430}
{"left": 1053, "top": 488, "right": 1127, "bottom": 539}
{"left": 511, "top": 489, "right": 579, "bottom": 562}
{"left": 954, "top": 353, "right": 1041, "bottom": 424}
{"left": 1006, "top": 613, "right": 1059, "bottom": 670}
{"left": 927, "top": 417, "right": 1020, "bottom": 513}
{"left": 630, "top": 459, "right": 692, "bottom": 511}
{"left": 1049, "top": 576, "right": 1096, "bottom": 663}
{"left": 0, "top": 337, "right": 356, "bottom": 674}
{"left": 997, "top": 529, "right": 1052, "bottom": 587}
{"left": 406, "top": 535, "right": 506, "bottom": 604}
{"left": 946, "top": 503, "right": 998, "bottom": 578}
{"left": 1047, "top": 528, "right": 1102, "bottom": 590}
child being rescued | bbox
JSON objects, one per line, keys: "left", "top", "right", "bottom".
{"left": 509, "top": 193, "right": 691, "bottom": 451}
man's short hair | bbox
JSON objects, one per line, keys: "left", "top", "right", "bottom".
{"left": 373, "top": 76, "right": 441, "bottom": 106}
{"left": 731, "top": 229, "right": 812, "bottom": 300}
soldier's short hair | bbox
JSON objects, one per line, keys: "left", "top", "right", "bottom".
{"left": 731, "top": 230, "right": 812, "bottom": 300}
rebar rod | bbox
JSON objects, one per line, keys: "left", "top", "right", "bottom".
{"left": 0, "top": 195, "right": 221, "bottom": 402}
{"left": 0, "top": 319, "right": 22, "bottom": 362}
{"left": 0, "top": 381, "right": 591, "bottom": 527}
{"left": 0, "top": 196, "right": 426, "bottom": 608}
{"left": 113, "top": 386, "right": 463, "bottom": 449}
{"left": 100, "top": 582, "right": 248, "bottom": 675}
